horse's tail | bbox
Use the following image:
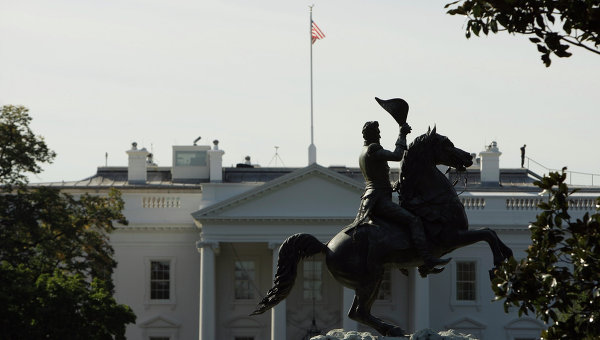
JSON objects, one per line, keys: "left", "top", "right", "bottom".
{"left": 250, "top": 233, "right": 327, "bottom": 316}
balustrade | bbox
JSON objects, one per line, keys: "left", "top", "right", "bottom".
{"left": 461, "top": 197, "right": 486, "bottom": 209}
{"left": 505, "top": 197, "right": 595, "bottom": 211}
{"left": 142, "top": 196, "right": 181, "bottom": 208}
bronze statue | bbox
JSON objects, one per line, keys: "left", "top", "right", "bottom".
{"left": 251, "top": 98, "right": 513, "bottom": 338}
{"left": 353, "top": 97, "right": 450, "bottom": 275}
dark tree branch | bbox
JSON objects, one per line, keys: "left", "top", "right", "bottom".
{"left": 561, "top": 36, "right": 600, "bottom": 54}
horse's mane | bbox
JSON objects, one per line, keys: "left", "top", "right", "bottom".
{"left": 400, "top": 130, "right": 437, "bottom": 200}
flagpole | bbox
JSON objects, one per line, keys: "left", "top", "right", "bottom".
{"left": 308, "top": 5, "right": 317, "bottom": 165}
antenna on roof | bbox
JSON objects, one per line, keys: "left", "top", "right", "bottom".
{"left": 193, "top": 136, "right": 201, "bottom": 145}
{"left": 105, "top": 152, "right": 108, "bottom": 167}
{"left": 268, "top": 146, "right": 285, "bottom": 167}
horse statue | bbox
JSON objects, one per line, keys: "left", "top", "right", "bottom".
{"left": 250, "top": 127, "right": 513, "bottom": 337}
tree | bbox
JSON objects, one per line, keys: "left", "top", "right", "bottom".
{"left": 0, "top": 105, "right": 56, "bottom": 187}
{"left": 492, "top": 169, "right": 600, "bottom": 339}
{"left": 0, "top": 105, "right": 136, "bottom": 339}
{"left": 445, "top": 0, "right": 600, "bottom": 66}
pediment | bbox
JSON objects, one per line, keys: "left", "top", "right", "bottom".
{"left": 139, "top": 315, "right": 180, "bottom": 328}
{"left": 446, "top": 317, "right": 486, "bottom": 330}
{"left": 504, "top": 317, "right": 544, "bottom": 330}
{"left": 193, "top": 164, "right": 364, "bottom": 221}
{"left": 225, "top": 316, "right": 262, "bottom": 328}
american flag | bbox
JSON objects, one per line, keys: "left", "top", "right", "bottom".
{"left": 311, "top": 21, "right": 325, "bottom": 44}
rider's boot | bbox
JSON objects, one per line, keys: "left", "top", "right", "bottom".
{"left": 408, "top": 217, "right": 451, "bottom": 269}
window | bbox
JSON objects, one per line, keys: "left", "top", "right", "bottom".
{"left": 303, "top": 260, "right": 323, "bottom": 301}
{"left": 145, "top": 257, "right": 175, "bottom": 306}
{"left": 149, "top": 337, "right": 170, "bottom": 340}
{"left": 234, "top": 337, "right": 254, "bottom": 340}
{"left": 175, "top": 151, "right": 206, "bottom": 166}
{"left": 151, "top": 260, "right": 170, "bottom": 300}
{"left": 456, "top": 261, "right": 476, "bottom": 301}
{"left": 235, "top": 261, "right": 256, "bottom": 300}
{"left": 376, "top": 268, "right": 392, "bottom": 301}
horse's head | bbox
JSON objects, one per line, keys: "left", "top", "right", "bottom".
{"left": 403, "top": 126, "right": 473, "bottom": 174}
{"left": 401, "top": 126, "right": 473, "bottom": 200}
{"left": 426, "top": 126, "right": 473, "bottom": 171}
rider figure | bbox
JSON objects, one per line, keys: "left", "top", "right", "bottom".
{"left": 355, "top": 120, "right": 451, "bottom": 272}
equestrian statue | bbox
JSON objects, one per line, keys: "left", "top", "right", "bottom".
{"left": 250, "top": 97, "right": 513, "bottom": 337}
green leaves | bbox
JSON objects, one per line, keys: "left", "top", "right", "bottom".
{"left": 0, "top": 106, "right": 135, "bottom": 338}
{"left": 445, "top": 0, "right": 600, "bottom": 67}
{"left": 0, "top": 264, "right": 135, "bottom": 339}
{"left": 0, "top": 105, "right": 56, "bottom": 188}
{"left": 491, "top": 169, "right": 600, "bottom": 339}
{"left": 0, "top": 186, "right": 135, "bottom": 338}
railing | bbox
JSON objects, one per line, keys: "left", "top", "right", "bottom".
{"left": 142, "top": 196, "right": 181, "bottom": 208}
{"left": 506, "top": 197, "right": 595, "bottom": 211}
{"left": 461, "top": 197, "right": 486, "bottom": 209}
{"left": 525, "top": 157, "right": 600, "bottom": 186}
{"left": 506, "top": 198, "right": 543, "bottom": 210}
{"left": 568, "top": 198, "right": 597, "bottom": 211}
{"left": 461, "top": 196, "right": 596, "bottom": 211}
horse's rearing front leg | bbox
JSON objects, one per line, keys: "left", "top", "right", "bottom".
{"left": 490, "top": 228, "right": 513, "bottom": 260}
{"left": 453, "top": 228, "right": 506, "bottom": 266}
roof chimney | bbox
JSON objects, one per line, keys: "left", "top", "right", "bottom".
{"left": 479, "top": 141, "right": 502, "bottom": 185}
{"left": 208, "top": 139, "right": 225, "bottom": 182}
{"left": 126, "top": 142, "right": 149, "bottom": 184}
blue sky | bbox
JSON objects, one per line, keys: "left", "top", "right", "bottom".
{"left": 1, "top": 0, "right": 598, "bottom": 184}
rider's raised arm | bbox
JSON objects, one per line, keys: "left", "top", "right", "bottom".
{"left": 371, "top": 134, "right": 406, "bottom": 161}
{"left": 371, "top": 124, "right": 410, "bottom": 162}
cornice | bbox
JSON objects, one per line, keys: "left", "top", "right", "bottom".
{"left": 195, "top": 216, "right": 354, "bottom": 224}
{"left": 115, "top": 224, "right": 196, "bottom": 231}
{"left": 470, "top": 224, "right": 531, "bottom": 232}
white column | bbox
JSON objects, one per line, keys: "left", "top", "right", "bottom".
{"left": 408, "top": 268, "right": 429, "bottom": 332}
{"left": 268, "top": 242, "right": 286, "bottom": 340}
{"left": 342, "top": 287, "right": 358, "bottom": 331}
{"left": 197, "top": 240, "right": 219, "bottom": 340}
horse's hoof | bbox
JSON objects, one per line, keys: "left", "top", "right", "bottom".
{"left": 386, "top": 326, "right": 407, "bottom": 337}
{"left": 418, "top": 265, "right": 444, "bottom": 278}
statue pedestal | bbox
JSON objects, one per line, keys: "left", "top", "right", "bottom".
{"left": 310, "top": 329, "right": 478, "bottom": 340}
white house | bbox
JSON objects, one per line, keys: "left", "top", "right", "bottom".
{"left": 38, "top": 140, "right": 600, "bottom": 340}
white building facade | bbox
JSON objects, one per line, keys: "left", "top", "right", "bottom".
{"left": 42, "top": 140, "right": 600, "bottom": 340}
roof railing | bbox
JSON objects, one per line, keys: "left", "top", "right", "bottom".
{"left": 525, "top": 157, "right": 600, "bottom": 186}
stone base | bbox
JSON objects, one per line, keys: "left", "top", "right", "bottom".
{"left": 310, "top": 328, "right": 478, "bottom": 340}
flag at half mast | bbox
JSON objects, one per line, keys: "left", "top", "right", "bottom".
{"left": 311, "top": 21, "right": 325, "bottom": 44}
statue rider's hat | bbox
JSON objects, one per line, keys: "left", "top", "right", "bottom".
{"left": 375, "top": 97, "right": 409, "bottom": 125}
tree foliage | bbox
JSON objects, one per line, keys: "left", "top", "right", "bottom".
{"left": 0, "top": 105, "right": 56, "bottom": 187}
{"left": 492, "top": 169, "right": 600, "bottom": 339}
{"left": 445, "top": 0, "right": 600, "bottom": 66}
{"left": 0, "top": 106, "right": 135, "bottom": 339}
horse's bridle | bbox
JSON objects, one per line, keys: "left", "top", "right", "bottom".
{"left": 447, "top": 166, "right": 468, "bottom": 196}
